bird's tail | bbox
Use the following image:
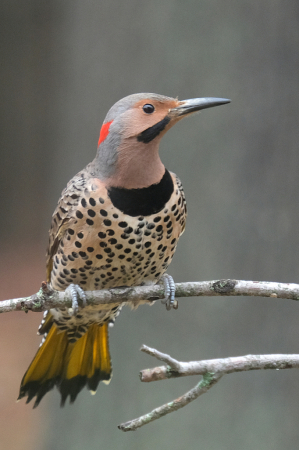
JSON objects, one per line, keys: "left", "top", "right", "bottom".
{"left": 18, "top": 317, "right": 112, "bottom": 408}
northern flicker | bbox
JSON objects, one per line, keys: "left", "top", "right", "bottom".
{"left": 18, "top": 93, "right": 230, "bottom": 407}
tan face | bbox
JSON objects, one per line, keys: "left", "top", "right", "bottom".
{"left": 120, "top": 97, "right": 182, "bottom": 139}
{"left": 95, "top": 93, "right": 230, "bottom": 188}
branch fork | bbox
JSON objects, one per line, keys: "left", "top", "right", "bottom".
{"left": 118, "top": 346, "right": 299, "bottom": 431}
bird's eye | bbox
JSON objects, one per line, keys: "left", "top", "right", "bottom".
{"left": 143, "top": 104, "right": 155, "bottom": 114}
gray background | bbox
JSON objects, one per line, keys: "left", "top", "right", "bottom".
{"left": 1, "top": 1, "right": 299, "bottom": 449}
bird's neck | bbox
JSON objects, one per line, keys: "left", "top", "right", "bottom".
{"left": 105, "top": 138, "right": 165, "bottom": 189}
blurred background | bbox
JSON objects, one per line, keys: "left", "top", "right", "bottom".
{"left": 1, "top": 1, "right": 299, "bottom": 449}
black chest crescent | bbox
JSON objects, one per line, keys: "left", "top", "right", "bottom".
{"left": 107, "top": 169, "right": 174, "bottom": 217}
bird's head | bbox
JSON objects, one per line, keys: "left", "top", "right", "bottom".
{"left": 92, "top": 93, "right": 230, "bottom": 189}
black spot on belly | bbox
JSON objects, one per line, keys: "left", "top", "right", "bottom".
{"left": 118, "top": 221, "right": 127, "bottom": 228}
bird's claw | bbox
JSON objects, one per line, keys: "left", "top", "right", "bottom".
{"left": 65, "top": 284, "right": 87, "bottom": 315}
{"left": 161, "top": 274, "right": 178, "bottom": 310}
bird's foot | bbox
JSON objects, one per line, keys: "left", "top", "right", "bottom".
{"left": 161, "top": 274, "right": 178, "bottom": 310}
{"left": 65, "top": 284, "right": 87, "bottom": 315}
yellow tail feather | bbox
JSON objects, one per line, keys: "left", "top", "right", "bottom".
{"left": 18, "top": 319, "right": 112, "bottom": 407}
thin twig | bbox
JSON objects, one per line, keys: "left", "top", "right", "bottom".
{"left": 1, "top": 279, "right": 299, "bottom": 314}
{"left": 140, "top": 345, "right": 181, "bottom": 370}
{"left": 118, "top": 372, "right": 222, "bottom": 432}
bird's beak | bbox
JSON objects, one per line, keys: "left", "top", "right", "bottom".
{"left": 170, "top": 97, "right": 231, "bottom": 117}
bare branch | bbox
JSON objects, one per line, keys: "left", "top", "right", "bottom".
{"left": 1, "top": 279, "right": 299, "bottom": 314}
{"left": 118, "top": 348, "right": 299, "bottom": 431}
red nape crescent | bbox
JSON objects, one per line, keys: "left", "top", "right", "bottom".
{"left": 98, "top": 120, "right": 113, "bottom": 147}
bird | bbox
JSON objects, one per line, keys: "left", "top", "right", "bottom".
{"left": 18, "top": 93, "right": 230, "bottom": 407}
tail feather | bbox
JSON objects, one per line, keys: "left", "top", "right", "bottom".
{"left": 98, "top": 324, "right": 111, "bottom": 378}
{"left": 87, "top": 325, "right": 111, "bottom": 392}
{"left": 18, "top": 319, "right": 112, "bottom": 407}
